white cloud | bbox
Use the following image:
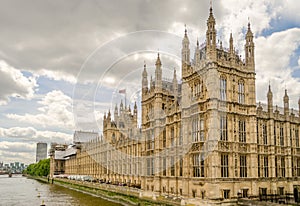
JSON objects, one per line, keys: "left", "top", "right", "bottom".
{"left": 0, "top": 141, "right": 35, "bottom": 153}
{"left": 35, "top": 130, "right": 72, "bottom": 143}
{"left": 0, "top": 60, "right": 37, "bottom": 105}
{"left": 255, "top": 28, "right": 300, "bottom": 108}
{"left": 0, "top": 126, "right": 72, "bottom": 164}
{"left": 34, "top": 69, "right": 77, "bottom": 84}
{"left": 0, "top": 141, "right": 36, "bottom": 164}
{"left": 220, "top": 0, "right": 277, "bottom": 34}
{"left": 216, "top": 0, "right": 277, "bottom": 55}
{"left": 0, "top": 150, "right": 34, "bottom": 165}
{"left": 278, "top": 0, "right": 300, "bottom": 24}
{"left": 0, "top": 127, "right": 72, "bottom": 143}
{"left": 0, "top": 127, "right": 36, "bottom": 138}
{"left": 6, "top": 90, "right": 74, "bottom": 129}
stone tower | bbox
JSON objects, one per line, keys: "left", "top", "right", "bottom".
{"left": 245, "top": 22, "right": 255, "bottom": 70}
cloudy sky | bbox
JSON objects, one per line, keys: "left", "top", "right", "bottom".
{"left": 1, "top": 0, "right": 300, "bottom": 164}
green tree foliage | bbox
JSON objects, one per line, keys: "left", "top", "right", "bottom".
{"left": 24, "top": 158, "right": 50, "bottom": 176}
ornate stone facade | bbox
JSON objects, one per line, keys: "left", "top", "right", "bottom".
{"left": 55, "top": 5, "right": 300, "bottom": 203}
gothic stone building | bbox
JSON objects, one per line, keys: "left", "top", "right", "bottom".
{"left": 59, "top": 5, "right": 300, "bottom": 202}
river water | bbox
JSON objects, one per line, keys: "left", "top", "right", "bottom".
{"left": 0, "top": 175, "right": 120, "bottom": 206}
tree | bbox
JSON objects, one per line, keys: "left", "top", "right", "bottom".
{"left": 24, "top": 158, "right": 50, "bottom": 176}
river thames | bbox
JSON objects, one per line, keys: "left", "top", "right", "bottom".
{"left": 0, "top": 175, "right": 120, "bottom": 206}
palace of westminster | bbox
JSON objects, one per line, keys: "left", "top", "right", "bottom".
{"left": 50, "top": 4, "right": 300, "bottom": 203}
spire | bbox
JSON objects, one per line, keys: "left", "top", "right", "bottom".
{"left": 133, "top": 101, "right": 137, "bottom": 126}
{"left": 173, "top": 68, "right": 177, "bottom": 82}
{"left": 206, "top": 2, "right": 217, "bottom": 59}
{"left": 182, "top": 25, "right": 190, "bottom": 64}
{"left": 267, "top": 84, "right": 273, "bottom": 98}
{"left": 283, "top": 89, "right": 289, "bottom": 115}
{"left": 229, "top": 33, "right": 234, "bottom": 54}
{"left": 173, "top": 68, "right": 178, "bottom": 90}
{"left": 120, "top": 100, "right": 124, "bottom": 111}
{"left": 155, "top": 52, "right": 162, "bottom": 66}
{"left": 114, "top": 104, "right": 118, "bottom": 122}
{"left": 155, "top": 53, "right": 162, "bottom": 89}
{"left": 134, "top": 101, "right": 137, "bottom": 114}
{"left": 207, "top": 0, "right": 215, "bottom": 25}
{"left": 267, "top": 84, "right": 273, "bottom": 114}
{"left": 143, "top": 61, "right": 147, "bottom": 76}
{"left": 114, "top": 104, "right": 118, "bottom": 114}
{"left": 194, "top": 38, "right": 201, "bottom": 65}
{"left": 246, "top": 21, "right": 254, "bottom": 41}
{"left": 142, "top": 61, "right": 148, "bottom": 92}
{"left": 107, "top": 110, "right": 111, "bottom": 120}
{"left": 245, "top": 19, "right": 255, "bottom": 70}
{"left": 257, "top": 101, "right": 263, "bottom": 112}
{"left": 284, "top": 89, "right": 289, "bottom": 100}
{"left": 150, "top": 75, "right": 154, "bottom": 89}
{"left": 173, "top": 68, "right": 178, "bottom": 102}
{"left": 209, "top": 0, "right": 213, "bottom": 16}
{"left": 246, "top": 19, "right": 253, "bottom": 37}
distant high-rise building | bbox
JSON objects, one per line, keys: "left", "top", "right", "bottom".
{"left": 36, "top": 142, "right": 47, "bottom": 162}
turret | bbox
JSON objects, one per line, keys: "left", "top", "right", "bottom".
{"left": 194, "top": 39, "right": 200, "bottom": 65}
{"left": 134, "top": 101, "right": 137, "bottom": 115}
{"left": 150, "top": 75, "right": 154, "bottom": 90}
{"left": 173, "top": 69, "right": 178, "bottom": 96}
{"left": 142, "top": 62, "right": 148, "bottom": 93}
{"left": 245, "top": 22, "right": 255, "bottom": 70}
{"left": 103, "top": 112, "right": 107, "bottom": 129}
{"left": 182, "top": 25, "right": 190, "bottom": 65}
{"left": 229, "top": 33, "right": 234, "bottom": 56}
{"left": 114, "top": 104, "right": 118, "bottom": 122}
{"left": 155, "top": 53, "right": 162, "bottom": 89}
{"left": 133, "top": 101, "right": 138, "bottom": 127}
{"left": 267, "top": 84, "right": 273, "bottom": 114}
{"left": 257, "top": 102, "right": 263, "bottom": 113}
{"left": 206, "top": 4, "right": 217, "bottom": 60}
{"left": 107, "top": 110, "right": 111, "bottom": 122}
{"left": 120, "top": 100, "right": 124, "bottom": 113}
{"left": 284, "top": 89, "right": 289, "bottom": 116}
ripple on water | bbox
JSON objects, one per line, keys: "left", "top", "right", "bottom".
{"left": 0, "top": 175, "right": 120, "bottom": 206}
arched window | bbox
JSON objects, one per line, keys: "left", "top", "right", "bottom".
{"left": 192, "top": 115, "right": 204, "bottom": 142}
{"left": 239, "top": 119, "right": 246, "bottom": 143}
{"left": 193, "top": 80, "right": 203, "bottom": 98}
{"left": 220, "top": 76, "right": 227, "bottom": 101}
{"left": 238, "top": 80, "right": 245, "bottom": 104}
{"left": 220, "top": 114, "right": 228, "bottom": 141}
{"left": 193, "top": 153, "right": 205, "bottom": 177}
